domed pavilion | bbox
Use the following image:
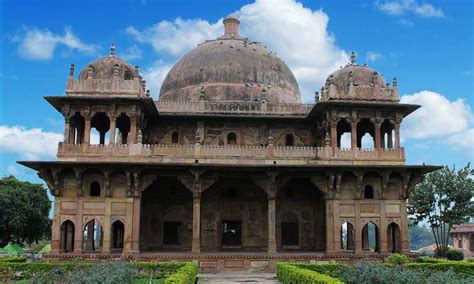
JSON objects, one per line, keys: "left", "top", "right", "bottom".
{"left": 20, "top": 14, "right": 437, "bottom": 272}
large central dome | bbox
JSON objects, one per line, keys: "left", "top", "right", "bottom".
{"left": 159, "top": 14, "right": 301, "bottom": 103}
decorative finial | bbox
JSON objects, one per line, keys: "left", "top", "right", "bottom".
{"left": 195, "top": 129, "right": 201, "bottom": 144}
{"left": 87, "top": 65, "right": 94, "bottom": 79}
{"left": 113, "top": 64, "right": 120, "bottom": 77}
{"left": 223, "top": 13, "right": 240, "bottom": 35}
{"left": 146, "top": 89, "right": 150, "bottom": 97}
{"left": 268, "top": 130, "right": 274, "bottom": 145}
{"left": 392, "top": 76, "right": 398, "bottom": 87}
{"left": 137, "top": 129, "right": 142, "bottom": 143}
{"left": 314, "top": 91, "right": 319, "bottom": 102}
{"left": 199, "top": 86, "right": 206, "bottom": 100}
{"left": 324, "top": 133, "right": 331, "bottom": 147}
{"left": 110, "top": 43, "right": 116, "bottom": 56}
{"left": 350, "top": 51, "right": 356, "bottom": 64}
{"left": 69, "top": 64, "right": 75, "bottom": 77}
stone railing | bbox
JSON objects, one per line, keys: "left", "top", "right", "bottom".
{"left": 57, "top": 143, "right": 405, "bottom": 163}
{"left": 65, "top": 78, "right": 145, "bottom": 96}
{"left": 156, "top": 100, "right": 314, "bottom": 115}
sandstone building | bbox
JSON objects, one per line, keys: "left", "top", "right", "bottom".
{"left": 21, "top": 15, "right": 437, "bottom": 271}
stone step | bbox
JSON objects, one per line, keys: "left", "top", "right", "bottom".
{"left": 197, "top": 273, "right": 280, "bottom": 284}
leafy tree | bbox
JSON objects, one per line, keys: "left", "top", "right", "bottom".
{"left": 408, "top": 164, "right": 474, "bottom": 256}
{"left": 0, "top": 176, "right": 51, "bottom": 247}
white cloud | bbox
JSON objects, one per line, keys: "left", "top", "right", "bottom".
{"left": 401, "top": 91, "right": 473, "bottom": 140}
{"left": 118, "top": 44, "right": 143, "bottom": 61}
{"left": 398, "top": 19, "right": 415, "bottom": 27}
{"left": 366, "top": 51, "right": 383, "bottom": 63}
{"left": 447, "top": 129, "right": 474, "bottom": 151}
{"left": 127, "top": 0, "right": 349, "bottom": 102}
{"left": 13, "top": 27, "right": 98, "bottom": 60}
{"left": 142, "top": 62, "right": 173, "bottom": 99}
{"left": 377, "top": 0, "right": 444, "bottom": 18}
{"left": 0, "top": 125, "right": 63, "bottom": 160}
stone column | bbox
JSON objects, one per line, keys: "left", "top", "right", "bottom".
{"left": 131, "top": 197, "right": 141, "bottom": 253}
{"left": 394, "top": 124, "right": 401, "bottom": 148}
{"left": 374, "top": 121, "right": 382, "bottom": 148}
{"left": 102, "top": 198, "right": 112, "bottom": 254}
{"left": 50, "top": 199, "right": 61, "bottom": 254}
{"left": 192, "top": 192, "right": 201, "bottom": 253}
{"left": 350, "top": 119, "right": 358, "bottom": 149}
{"left": 64, "top": 117, "right": 70, "bottom": 143}
{"left": 84, "top": 115, "right": 91, "bottom": 145}
{"left": 325, "top": 199, "right": 335, "bottom": 254}
{"left": 109, "top": 115, "right": 116, "bottom": 145}
{"left": 354, "top": 200, "right": 362, "bottom": 254}
{"left": 123, "top": 197, "right": 134, "bottom": 254}
{"left": 267, "top": 194, "right": 277, "bottom": 254}
{"left": 73, "top": 198, "right": 84, "bottom": 254}
{"left": 330, "top": 120, "right": 338, "bottom": 150}
{"left": 387, "top": 130, "right": 393, "bottom": 148}
{"left": 379, "top": 200, "right": 388, "bottom": 253}
{"left": 128, "top": 114, "right": 137, "bottom": 144}
{"left": 400, "top": 200, "right": 410, "bottom": 253}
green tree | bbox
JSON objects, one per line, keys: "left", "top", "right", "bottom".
{"left": 0, "top": 176, "right": 51, "bottom": 247}
{"left": 408, "top": 223, "right": 435, "bottom": 250}
{"left": 408, "top": 164, "right": 474, "bottom": 256}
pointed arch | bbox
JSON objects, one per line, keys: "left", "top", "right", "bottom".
{"left": 60, "top": 220, "right": 75, "bottom": 253}
{"left": 82, "top": 219, "right": 103, "bottom": 252}
{"left": 387, "top": 222, "right": 401, "bottom": 253}
{"left": 362, "top": 221, "right": 380, "bottom": 252}
{"left": 341, "top": 222, "right": 355, "bottom": 250}
{"left": 111, "top": 220, "right": 125, "bottom": 250}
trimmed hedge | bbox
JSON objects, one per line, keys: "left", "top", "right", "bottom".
{"left": 405, "top": 262, "right": 474, "bottom": 276}
{"left": 290, "top": 263, "right": 351, "bottom": 279}
{"left": 165, "top": 262, "right": 198, "bottom": 284}
{"left": 0, "top": 256, "right": 27, "bottom": 263}
{"left": 277, "top": 263, "right": 343, "bottom": 284}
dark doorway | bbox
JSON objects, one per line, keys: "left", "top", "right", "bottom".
{"left": 222, "top": 221, "right": 241, "bottom": 246}
{"left": 60, "top": 220, "right": 75, "bottom": 253}
{"left": 163, "top": 222, "right": 181, "bottom": 245}
{"left": 111, "top": 221, "right": 124, "bottom": 250}
{"left": 282, "top": 222, "right": 299, "bottom": 246}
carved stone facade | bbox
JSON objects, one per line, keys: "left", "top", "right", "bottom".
{"left": 20, "top": 14, "right": 438, "bottom": 271}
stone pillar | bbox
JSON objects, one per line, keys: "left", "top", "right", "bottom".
{"left": 128, "top": 114, "right": 137, "bottom": 144}
{"left": 330, "top": 121, "right": 338, "bottom": 150}
{"left": 73, "top": 198, "right": 84, "bottom": 254}
{"left": 354, "top": 201, "right": 362, "bottom": 254}
{"left": 123, "top": 197, "right": 134, "bottom": 254}
{"left": 50, "top": 198, "right": 61, "bottom": 254}
{"left": 330, "top": 200, "right": 340, "bottom": 253}
{"left": 102, "top": 198, "right": 112, "bottom": 254}
{"left": 192, "top": 192, "right": 201, "bottom": 253}
{"left": 84, "top": 115, "right": 91, "bottom": 145}
{"left": 374, "top": 121, "right": 382, "bottom": 148}
{"left": 400, "top": 200, "right": 410, "bottom": 253}
{"left": 350, "top": 120, "right": 358, "bottom": 149}
{"left": 109, "top": 116, "right": 116, "bottom": 145}
{"left": 64, "top": 117, "right": 70, "bottom": 143}
{"left": 394, "top": 124, "right": 401, "bottom": 148}
{"left": 379, "top": 200, "right": 388, "bottom": 253}
{"left": 131, "top": 197, "right": 141, "bottom": 253}
{"left": 268, "top": 195, "right": 277, "bottom": 254}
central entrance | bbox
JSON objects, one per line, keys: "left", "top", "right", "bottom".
{"left": 222, "top": 220, "right": 242, "bottom": 246}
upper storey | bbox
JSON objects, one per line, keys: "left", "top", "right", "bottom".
{"left": 159, "top": 14, "right": 301, "bottom": 104}
{"left": 319, "top": 52, "right": 399, "bottom": 102}
{"left": 66, "top": 44, "right": 148, "bottom": 97}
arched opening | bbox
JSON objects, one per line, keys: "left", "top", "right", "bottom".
{"left": 82, "top": 219, "right": 103, "bottom": 252}
{"left": 60, "top": 220, "right": 75, "bottom": 253}
{"left": 227, "top": 132, "right": 237, "bottom": 145}
{"left": 90, "top": 181, "right": 101, "bottom": 197}
{"left": 357, "top": 119, "right": 375, "bottom": 148}
{"left": 111, "top": 220, "right": 124, "bottom": 250}
{"left": 124, "top": 70, "right": 134, "bottom": 80}
{"left": 171, "top": 131, "right": 179, "bottom": 144}
{"left": 337, "top": 119, "right": 351, "bottom": 148}
{"left": 91, "top": 112, "right": 110, "bottom": 145}
{"left": 285, "top": 134, "right": 294, "bottom": 146}
{"left": 115, "top": 113, "right": 130, "bottom": 145}
{"left": 341, "top": 222, "right": 355, "bottom": 250}
{"left": 387, "top": 222, "right": 401, "bottom": 253}
{"left": 281, "top": 212, "right": 299, "bottom": 246}
{"left": 381, "top": 119, "right": 394, "bottom": 149}
{"left": 69, "top": 112, "right": 85, "bottom": 144}
{"left": 364, "top": 185, "right": 374, "bottom": 199}
{"left": 362, "top": 222, "right": 379, "bottom": 252}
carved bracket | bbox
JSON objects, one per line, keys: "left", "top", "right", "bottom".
{"left": 179, "top": 170, "right": 216, "bottom": 199}
{"left": 74, "top": 168, "right": 84, "bottom": 197}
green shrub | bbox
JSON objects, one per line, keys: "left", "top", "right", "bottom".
{"left": 277, "top": 263, "right": 342, "bottom": 284}
{"left": 388, "top": 253, "right": 409, "bottom": 265}
{"left": 164, "top": 262, "right": 198, "bottom": 284}
{"left": 405, "top": 262, "right": 474, "bottom": 276}
{"left": 290, "top": 263, "right": 351, "bottom": 279}
{"left": 446, "top": 249, "right": 464, "bottom": 261}
{"left": 63, "top": 262, "right": 135, "bottom": 283}
{"left": 416, "top": 256, "right": 446, "bottom": 263}
{"left": 0, "top": 256, "right": 27, "bottom": 263}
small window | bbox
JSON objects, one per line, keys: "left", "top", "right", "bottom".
{"left": 227, "top": 132, "right": 237, "bottom": 145}
{"left": 364, "top": 185, "right": 374, "bottom": 199}
{"left": 171, "top": 131, "right": 179, "bottom": 144}
{"left": 285, "top": 134, "right": 294, "bottom": 146}
{"left": 124, "top": 70, "right": 133, "bottom": 80}
{"left": 90, "top": 181, "right": 101, "bottom": 197}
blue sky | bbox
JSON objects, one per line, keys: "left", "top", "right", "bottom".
{"left": 0, "top": 0, "right": 473, "bottom": 185}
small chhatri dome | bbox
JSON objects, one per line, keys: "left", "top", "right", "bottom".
{"left": 159, "top": 14, "right": 301, "bottom": 103}
{"left": 78, "top": 43, "right": 139, "bottom": 81}
{"left": 320, "top": 51, "right": 399, "bottom": 102}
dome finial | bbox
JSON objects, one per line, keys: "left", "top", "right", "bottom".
{"left": 350, "top": 51, "right": 356, "bottom": 64}
{"left": 110, "top": 43, "right": 116, "bottom": 56}
{"left": 223, "top": 13, "right": 240, "bottom": 35}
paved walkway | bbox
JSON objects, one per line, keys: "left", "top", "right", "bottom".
{"left": 197, "top": 273, "right": 280, "bottom": 283}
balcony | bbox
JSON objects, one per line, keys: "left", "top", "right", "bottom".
{"left": 57, "top": 143, "right": 405, "bottom": 165}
